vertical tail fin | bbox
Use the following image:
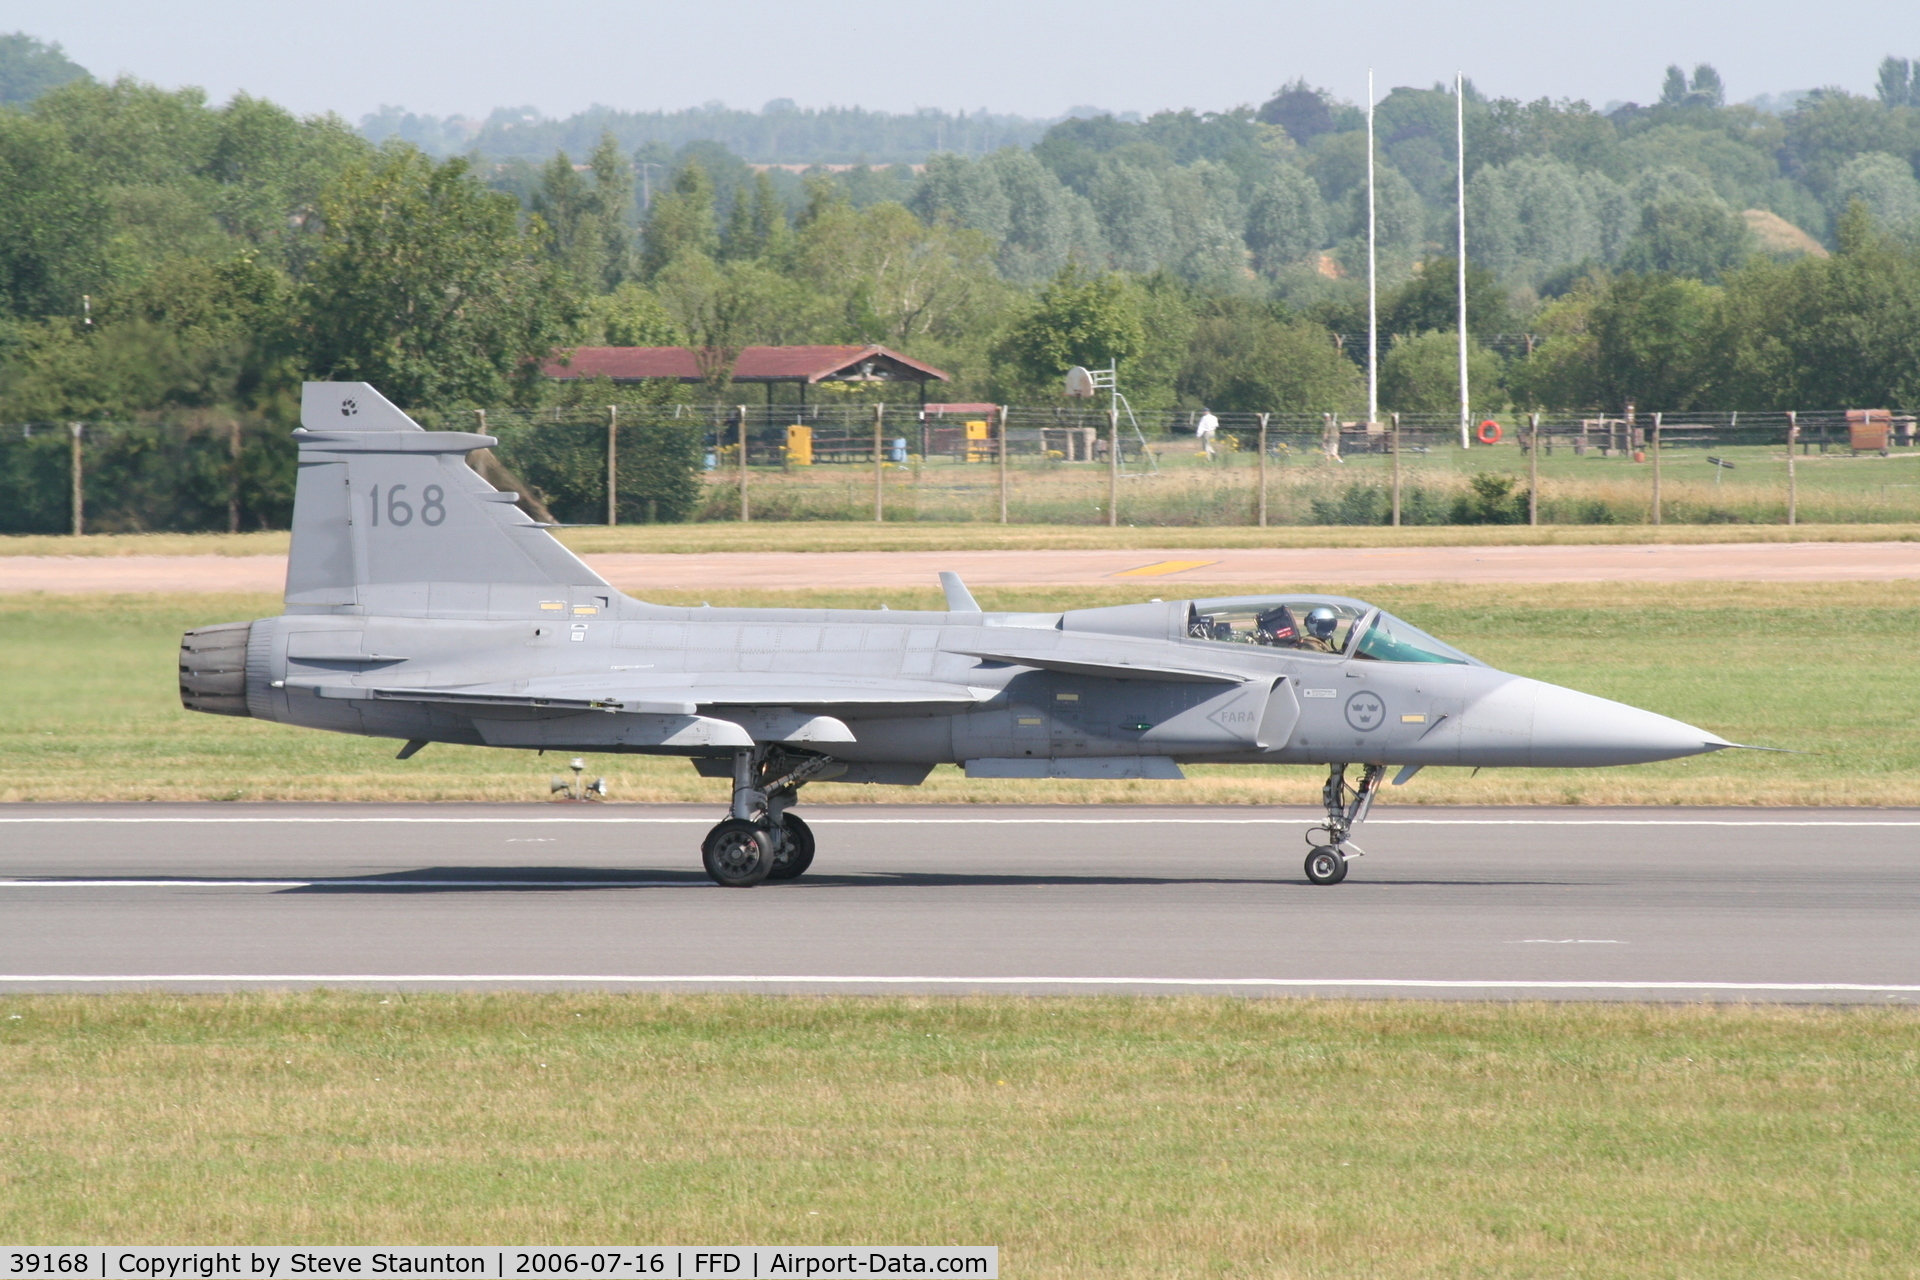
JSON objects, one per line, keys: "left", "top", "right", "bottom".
{"left": 287, "top": 382, "right": 608, "bottom": 609}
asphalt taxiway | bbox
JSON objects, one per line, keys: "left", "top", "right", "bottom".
{"left": 2, "top": 804, "right": 1916, "bottom": 1001}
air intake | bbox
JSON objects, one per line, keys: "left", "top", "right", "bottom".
{"left": 179, "top": 621, "right": 254, "bottom": 716}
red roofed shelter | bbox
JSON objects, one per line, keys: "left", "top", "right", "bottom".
{"left": 544, "top": 344, "right": 950, "bottom": 407}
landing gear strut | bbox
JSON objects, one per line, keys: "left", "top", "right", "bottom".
{"left": 1304, "top": 763, "right": 1384, "bottom": 886}
{"left": 700, "top": 747, "right": 834, "bottom": 887}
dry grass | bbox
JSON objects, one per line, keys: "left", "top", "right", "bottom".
{"left": 1, "top": 582, "right": 1915, "bottom": 806}
{"left": 1, "top": 993, "right": 1917, "bottom": 1276}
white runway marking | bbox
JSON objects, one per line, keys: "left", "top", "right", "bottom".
{"left": 0, "top": 878, "right": 704, "bottom": 889}
{"left": 2, "top": 817, "right": 1917, "bottom": 827}
{"left": 0, "top": 974, "right": 1914, "bottom": 992}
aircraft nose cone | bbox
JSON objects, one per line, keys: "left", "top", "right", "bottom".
{"left": 1457, "top": 678, "right": 1733, "bottom": 767}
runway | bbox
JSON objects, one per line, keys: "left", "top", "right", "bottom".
{"left": 4, "top": 540, "right": 1919, "bottom": 593}
{"left": 3, "top": 805, "right": 1916, "bottom": 1001}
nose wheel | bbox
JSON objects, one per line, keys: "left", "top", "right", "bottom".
{"left": 1303, "top": 763, "right": 1384, "bottom": 886}
{"left": 1304, "top": 845, "right": 1348, "bottom": 885}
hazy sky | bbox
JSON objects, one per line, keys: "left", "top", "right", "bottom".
{"left": 19, "top": 0, "right": 1908, "bottom": 122}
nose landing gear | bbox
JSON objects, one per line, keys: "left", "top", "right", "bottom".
{"left": 1304, "top": 763, "right": 1384, "bottom": 886}
{"left": 700, "top": 748, "right": 835, "bottom": 887}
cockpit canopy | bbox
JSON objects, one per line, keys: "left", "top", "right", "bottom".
{"left": 1183, "top": 595, "right": 1481, "bottom": 665}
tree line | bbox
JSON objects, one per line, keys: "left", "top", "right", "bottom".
{"left": 2, "top": 32, "right": 1919, "bottom": 440}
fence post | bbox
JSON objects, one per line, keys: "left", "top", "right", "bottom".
{"left": 68, "top": 422, "right": 83, "bottom": 536}
{"left": 1107, "top": 408, "right": 1119, "bottom": 528}
{"left": 1650, "top": 412, "right": 1662, "bottom": 526}
{"left": 1786, "top": 412, "right": 1798, "bottom": 527}
{"left": 998, "top": 405, "right": 1009, "bottom": 525}
{"left": 1390, "top": 412, "right": 1401, "bottom": 527}
{"left": 606, "top": 405, "right": 618, "bottom": 526}
{"left": 1528, "top": 412, "right": 1540, "bottom": 527}
{"left": 874, "top": 402, "right": 886, "bottom": 523}
{"left": 738, "top": 406, "right": 749, "bottom": 523}
{"left": 1257, "top": 412, "right": 1269, "bottom": 528}
{"left": 228, "top": 418, "right": 243, "bottom": 534}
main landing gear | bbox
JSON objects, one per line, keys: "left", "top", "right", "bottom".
{"left": 1304, "top": 763, "right": 1384, "bottom": 886}
{"left": 700, "top": 747, "right": 833, "bottom": 887}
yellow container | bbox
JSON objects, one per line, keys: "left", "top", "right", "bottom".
{"left": 963, "top": 419, "right": 990, "bottom": 463}
{"left": 785, "top": 424, "right": 813, "bottom": 466}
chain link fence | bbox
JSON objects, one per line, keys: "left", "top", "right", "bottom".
{"left": 3, "top": 405, "right": 1915, "bottom": 534}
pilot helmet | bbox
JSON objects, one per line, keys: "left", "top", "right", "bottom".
{"left": 1304, "top": 607, "right": 1340, "bottom": 643}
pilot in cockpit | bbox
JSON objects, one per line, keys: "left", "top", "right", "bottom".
{"left": 1256, "top": 604, "right": 1340, "bottom": 652}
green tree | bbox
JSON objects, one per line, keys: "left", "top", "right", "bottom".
{"left": 1177, "top": 300, "right": 1359, "bottom": 412}
{"left": 910, "top": 153, "right": 1012, "bottom": 243}
{"left": 1828, "top": 153, "right": 1920, "bottom": 240}
{"left": 0, "top": 112, "right": 107, "bottom": 318}
{"left": 303, "top": 147, "right": 573, "bottom": 408}
{"left": 792, "top": 201, "right": 1004, "bottom": 346}
{"left": 1876, "top": 57, "right": 1914, "bottom": 109}
{"left": 1688, "top": 65, "right": 1725, "bottom": 109}
{"left": 1467, "top": 156, "right": 1608, "bottom": 282}
{"left": 1244, "top": 164, "right": 1324, "bottom": 276}
{"left": 1378, "top": 329, "right": 1504, "bottom": 415}
{"left": 1334, "top": 162, "right": 1423, "bottom": 276}
{"left": 1712, "top": 203, "right": 1920, "bottom": 409}
{"left": 1588, "top": 272, "right": 1722, "bottom": 410}
{"left": 1161, "top": 160, "right": 1245, "bottom": 284}
{"left": 641, "top": 159, "right": 718, "bottom": 278}
{"left": 650, "top": 254, "right": 802, "bottom": 393}
{"left": 1660, "top": 66, "right": 1690, "bottom": 107}
{"left": 1782, "top": 92, "right": 1916, "bottom": 196}
{"left": 27, "top": 78, "right": 367, "bottom": 277}
{"left": 1256, "top": 81, "right": 1343, "bottom": 146}
{"left": 0, "top": 32, "right": 90, "bottom": 104}
{"left": 992, "top": 266, "right": 1143, "bottom": 393}
{"left": 913, "top": 149, "right": 1104, "bottom": 283}
{"left": 1619, "top": 196, "right": 1753, "bottom": 281}
{"left": 532, "top": 134, "right": 634, "bottom": 291}
{"left": 1087, "top": 161, "right": 1175, "bottom": 273}
{"left": 576, "top": 282, "right": 685, "bottom": 347}
{"left": 1504, "top": 280, "right": 1603, "bottom": 410}
{"left": 721, "top": 171, "right": 790, "bottom": 262}
{"left": 1380, "top": 256, "right": 1512, "bottom": 338}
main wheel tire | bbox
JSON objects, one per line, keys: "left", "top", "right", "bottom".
{"left": 1304, "top": 845, "right": 1348, "bottom": 885}
{"left": 766, "top": 813, "right": 816, "bottom": 881}
{"left": 702, "top": 819, "right": 775, "bottom": 887}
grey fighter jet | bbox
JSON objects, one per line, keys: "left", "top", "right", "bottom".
{"left": 179, "top": 383, "right": 1740, "bottom": 887}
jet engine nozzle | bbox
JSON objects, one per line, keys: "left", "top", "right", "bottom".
{"left": 179, "top": 621, "right": 255, "bottom": 718}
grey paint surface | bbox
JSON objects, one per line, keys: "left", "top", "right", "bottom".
{"left": 179, "top": 383, "right": 1738, "bottom": 815}
{"left": 2, "top": 805, "right": 1915, "bottom": 1002}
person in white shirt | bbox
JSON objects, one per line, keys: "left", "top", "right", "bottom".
{"left": 1195, "top": 409, "right": 1219, "bottom": 459}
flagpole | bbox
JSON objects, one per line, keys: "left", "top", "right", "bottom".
{"left": 1456, "top": 71, "right": 1470, "bottom": 450}
{"left": 1366, "top": 69, "right": 1377, "bottom": 432}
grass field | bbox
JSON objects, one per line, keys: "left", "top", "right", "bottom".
{"left": 1, "top": 581, "right": 1914, "bottom": 806}
{"left": 6, "top": 520, "right": 1920, "bottom": 558}
{"left": 2, "top": 993, "right": 1916, "bottom": 1275}
{"left": 687, "top": 440, "right": 1920, "bottom": 528}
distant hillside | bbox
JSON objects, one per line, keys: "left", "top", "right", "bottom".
{"left": 361, "top": 101, "right": 1060, "bottom": 165}
{"left": 0, "top": 32, "right": 90, "bottom": 104}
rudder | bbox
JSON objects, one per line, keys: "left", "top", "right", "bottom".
{"left": 286, "top": 381, "right": 607, "bottom": 609}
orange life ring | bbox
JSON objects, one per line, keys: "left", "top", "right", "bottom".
{"left": 1476, "top": 419, "right": 1503, "bottom": 444}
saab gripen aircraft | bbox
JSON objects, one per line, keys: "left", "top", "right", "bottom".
{"left": 179, "top": 382, "right": 1741, "bottom": 887}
